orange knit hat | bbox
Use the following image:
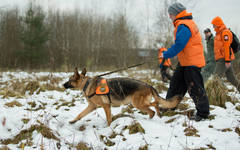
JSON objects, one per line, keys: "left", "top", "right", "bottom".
{"left": 211, "top": 16, "right": 224, "bottom": 27}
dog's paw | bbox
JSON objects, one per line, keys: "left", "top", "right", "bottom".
{"left": 69, "top": 120, "right": 77, "bottom": 124}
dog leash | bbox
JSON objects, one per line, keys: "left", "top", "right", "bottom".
{"left": 98, "top": 61, "right": 146, "bottom": 77}
{"left": 159, "top": 58, "right": 175, "bottom": 71}
{"left": 98, "top": 57, "right": 175, "bottom": 77}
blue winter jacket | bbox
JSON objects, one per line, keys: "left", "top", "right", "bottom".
{"left": 163, "top": 24, "right": 192, "bottom": 59}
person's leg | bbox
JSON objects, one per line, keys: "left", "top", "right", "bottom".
{"left": 202, "top": 60, "right": 216, "bottom": 83}
{"left": 184, "top": 67, "right": 209, "bottom": 119}
{"left": 213, "top": 59, "right": 228, "bottom": 76}
{"left": 225, "top": 64, "right": 240, "bottom": 92}
{"left": 166, "top": 63, "right": 187, "bottom": 99}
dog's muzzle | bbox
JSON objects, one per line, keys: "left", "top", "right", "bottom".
{"left": 63, "top": 82, "right": 75, "bottom": 89}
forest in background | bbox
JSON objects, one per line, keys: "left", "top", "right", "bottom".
{"left": 0, "top": 0, "right": 239, "bottom": 74}
{"left": 0, "top": 0, "right": 179, "bottom": 72}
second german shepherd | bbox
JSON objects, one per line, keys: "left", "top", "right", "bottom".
{"left": 64, "top": 68, "right": 182, "bottom": 126}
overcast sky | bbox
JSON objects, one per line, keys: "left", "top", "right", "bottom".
{"left": 1, "top": 0, "right": 240, "bottom": 37}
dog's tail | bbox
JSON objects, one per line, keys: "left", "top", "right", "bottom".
{"left": 151, "top": 87, "right": 182, "bottom": 109}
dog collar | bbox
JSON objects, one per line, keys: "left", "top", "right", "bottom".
{"left": 83, "top": 79, "right": 90, "bottom": 93}
{"left": 83, "top": 79, "right": 96, "bottom": 100}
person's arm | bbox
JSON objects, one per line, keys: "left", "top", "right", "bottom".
{"left": 162, "top": 25, "right": 192, "bottom": 59}
{"left": 222, "top": 30, "right": 232, "bottom": 62}
{"left": 222, "top": 30, "right": 233, "bottom": 68}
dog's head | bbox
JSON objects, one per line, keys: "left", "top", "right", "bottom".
{"left": 63, "top": 67, "right": 87, "bottom": 89}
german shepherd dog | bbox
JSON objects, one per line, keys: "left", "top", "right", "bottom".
{"left": 63, "top": 68, "right": 182, "bottom": 126}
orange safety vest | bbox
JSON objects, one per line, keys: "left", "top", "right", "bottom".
{"left": 173, "top": 10, "right": 205, "bottom": 68}
{"left": 96, "top": 78, "right": 109, "bottom": 95}
{"left": 213, "top": 25, "right": 234, "bottom": 61}
{"left": 159, "top": 47, "right": 171, "bottom": 66}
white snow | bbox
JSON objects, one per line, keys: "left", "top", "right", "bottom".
{"left": 0, "top": 70, "right": 239, "bottom": 150}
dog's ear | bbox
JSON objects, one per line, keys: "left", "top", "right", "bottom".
{"left": 74, "top": 67, "right": 79, "bottom": 75}
{"left": 74, "top": 67, "right": 80, "bottom": 79}
{"left": 81, "top": 68, "right": 87, "bottom": 76}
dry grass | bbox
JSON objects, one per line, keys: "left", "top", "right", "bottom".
{"left": 184, "top": 126, "right": 200, "bottom": 137}
{"left": 75, "top": 141, "right": 92, "bottom": 150}
{"left": 235, "top": 127, "right": 240, "bottom": 136}
{"left": 139, "top": 144, "right": 148, "bottom": 150}
{"left": 165, "top": 118, "right": 177, "bottom": 123}
{"left": 127, "top": 122, "right": 145, "bottom": 134}
{"left": 1, "top": 124, "right": 60, "bottom": 145}
{"left": 121, "top": 104, "right": 134, "bottom": 114}
{"left": 99, "top": 135, "right": 115, "bottom": 147}
{"left": 4, "top": 100, "right": 22, "bottom": 107}
{"left": 205, "top": 76, "right": 233, "bottom": 108}
{"left": 112, "top": 114, "right": 134, "bottom": 121}
{"left": 0, "top": 75, "right": 65, "bottom": 99}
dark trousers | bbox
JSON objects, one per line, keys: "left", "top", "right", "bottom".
{"left": 166, "top": 63, "right": 209, "bottom": 117}
{"left": 161, "top": 66, "right": 172, "bottom": 81}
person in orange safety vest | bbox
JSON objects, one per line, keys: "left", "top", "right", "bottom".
{"left": 157, "top": 43, "right": 172, "bottom": 82}
{"left": 160, "top": 2, "right": 209, "bottom": 122}
{"left": 211, "top": 16, "right": 240, "bottom": 92}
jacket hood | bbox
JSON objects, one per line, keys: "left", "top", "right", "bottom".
{"left": 211, "top": 16, "right": 225, "bottom": 27}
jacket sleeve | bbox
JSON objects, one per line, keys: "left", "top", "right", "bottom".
{"left": 158, "top": 49, "right": 163, "bottom": 64}
{"left": 222, "top": 30, "right": 233, "bottom": 62}
{"left": 163, "top": 25, "right": 192, "bottom": 59}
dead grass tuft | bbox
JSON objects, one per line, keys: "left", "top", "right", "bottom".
{"left": 1, "top": 124, "right": 60, "bottom": 145}
{"left": 235, "top": 127, "right": 240, "bottom": 136}
{"left": 39, "top": 83, "right": 65, "bottom": 92}
{"left": 1, "top": 89, "right": 20, "bottom": 98}
{"left": 205, "top": 76, "right": 233, "bottom": 108}
{"left": 184, "top": 126, "right": 200, "bottom": 137}
{"left": 55, "top": 99, "right": 76, "bottom": 110}
{"left": 221, "top": 128, "right": 232, "bottom": 132}
{"left": 206, "top": 144, "right": 216, "bottom": 150}
{"left": 109, "top": 131, "right": 117, "bottom": 139}
{"left": 122, "top": 104, "right": 134, "bottom": 114}
{"left": 21, "top": 118, "right": 30, "bottom": 124}
{"left": 161, "top": 110, "right": 178, "bottom": 117}
{"left": 4, "top": 100, "right": 22, "bottom": 107}
{"left": 99, "top": 135, "right": 115, "bottom": 147}
{"left": 127, "top": 122, "right": 145, "bottom": 134}
{"left": 236, "top": 106, "right": 240, "bottom": 111}
{"left": 165, "top": 118, "right": 177, "bottom": 123}
{"left": 37, "top": 75, "right": 63, "bottom": 85}
{"left": 79, "top": 125, "right": 86, "bottom": 131}
{"left": 27, "top": 101, "right": 37, "bottom": 108}
{"left": 75, "top": 141, "right": 92, "bottom": 150}
{"left": 139, "top": 144, "right": 148, "bottom": 150}
{"left": 24, "top": 81, "right": 40, "bottom": 95}
{"left": 112, "top": 114, "right": 134, "bottom": 121}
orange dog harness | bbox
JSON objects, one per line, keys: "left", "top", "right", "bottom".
{"left": 96, "top": 78, "right": 109, "bottom": 95}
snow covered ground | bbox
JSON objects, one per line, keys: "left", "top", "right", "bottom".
{"left": 0, "top": 70, "right": 239, "bottom": 150}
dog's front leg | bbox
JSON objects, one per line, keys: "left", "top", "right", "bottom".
{"left": 69, "top": 101, "right": 97, "bottom": 124}
{"left": 102, "top": 104, "right": 112, "bottom": 126}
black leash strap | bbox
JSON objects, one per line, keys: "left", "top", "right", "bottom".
{"left": 98, "top": 61, "right": 146, "bottom": 77}
{"left": 159, "top": 58, "right": 175, "bottom": 71}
